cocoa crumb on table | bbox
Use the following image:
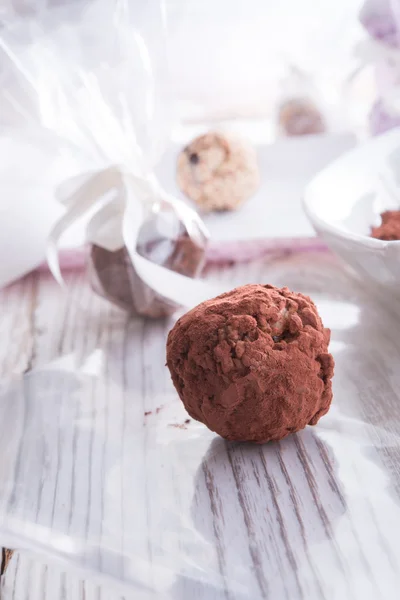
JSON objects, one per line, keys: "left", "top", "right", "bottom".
{"left": 1, "top": 548, "right": 13, "bottom": 576}
{"left": 168, "top": 420, "right": 191, "bottom": 429}
{"left": 144, "top": 406, "right": 165, "bottom": 417}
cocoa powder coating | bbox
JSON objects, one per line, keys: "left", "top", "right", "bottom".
{"left": 166, "top": 284, "right": 334, "bottom": 443}
{"left": 371, "top": 210, "right": 400, "bottom": 241}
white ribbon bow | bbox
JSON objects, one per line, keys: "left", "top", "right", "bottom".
{"left": 47, "top": 166, "right": 223, "bottom": 310}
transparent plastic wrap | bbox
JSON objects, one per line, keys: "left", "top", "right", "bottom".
{"left": 2, "top": 254, "right": 400, "bottom": 598}
{"left": 275, "top": 67, "right": 328, "bottom": 137}
{"left": 0, "top": 0, "right": 210, "bottom": 318}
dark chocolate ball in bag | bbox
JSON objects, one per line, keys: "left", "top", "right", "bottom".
{"left": 88, "top": 204, "right": 207, "bottom": 319}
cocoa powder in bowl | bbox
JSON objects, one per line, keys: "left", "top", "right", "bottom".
{"left": 167, "top": 284, "right": 334, "bottom": 443}
{"left": 370, "top": 210, "right": 400, "bottom": 241}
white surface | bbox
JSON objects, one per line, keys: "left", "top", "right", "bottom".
{"left": 157, "top": 132, "right": 356, "bottom": 242}
{"left": 304, "top": 127, "right": 400, "bottom": 289}
{"left": 0, "top": 131, "right": 354, "bottom": 288}
{"left": 0, "top": 127, "right": 90, "bottom": 289}
{"left": 0, "top": 132, "right": 62, "bottom": 289}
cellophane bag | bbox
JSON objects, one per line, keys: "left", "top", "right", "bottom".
{"left": 0, "top": 0, "right": 208, "bottom": 319}
{"left": 0, "top": 2, "right": 231, "bottom": 595}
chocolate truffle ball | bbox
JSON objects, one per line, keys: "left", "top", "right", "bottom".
{"left": 167, "top": 284, "right": 334, "bottom": 443}
{"left": 278, "top": 98, "right": 326, "bottom": 137}
{"left": 176, "top": 132, "right": 260, "bottom": 213}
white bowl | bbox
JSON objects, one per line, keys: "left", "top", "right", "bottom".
{"left": 304, "top": 128, "right": 400, "bottom": 290}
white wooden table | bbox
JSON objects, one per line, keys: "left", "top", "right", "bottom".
{"left": 1, "top": 249, "right": 400, "bottom": 600}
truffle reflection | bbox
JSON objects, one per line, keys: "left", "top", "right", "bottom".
{"left": 172, "top": 431, "right": 346, "bottom": 599}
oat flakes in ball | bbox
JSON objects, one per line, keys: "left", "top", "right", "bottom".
{"left": 176, "top": 132, "right": 260, "bottom": 213}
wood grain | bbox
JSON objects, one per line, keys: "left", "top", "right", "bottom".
{"left": 1, "top": 250, "right": 400, "bottom": 599}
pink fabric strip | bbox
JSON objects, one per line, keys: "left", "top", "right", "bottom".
{"left": 37, "top": 237, "right": 328, "bottom": 273}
